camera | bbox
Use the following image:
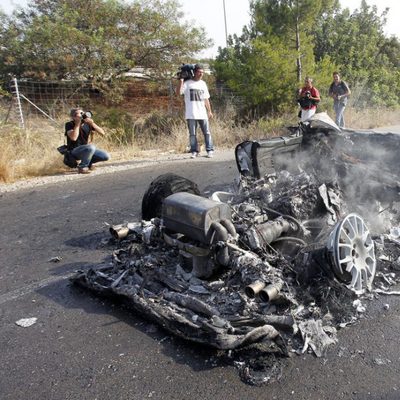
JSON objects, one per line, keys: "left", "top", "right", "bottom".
{"left": 177, "top": 64, "right": 195, "bottom": 81}
{"left": 305, "top": 91, "right": 311, "bottom": 98}
{"left": 81, "top": 111, "right": 93, "bottom": 120}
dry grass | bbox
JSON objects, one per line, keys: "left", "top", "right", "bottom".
{"left": 1, "top": 106, "right": 399, "bottom": 184}
{"left": 0, "top": 122, "right": 66, "bottom": 183}
{"left": 345, "top": 107, "right": 400, "bottom": 129}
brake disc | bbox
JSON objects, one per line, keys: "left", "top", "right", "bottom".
{"left": 327, "top": 213, "right": 376, "bottom": 294}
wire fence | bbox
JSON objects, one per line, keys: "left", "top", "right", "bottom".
{"left": 2, "top": 78, "right": 246, "bottom": 129}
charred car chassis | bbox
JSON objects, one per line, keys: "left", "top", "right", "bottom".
{"left": 73, "top": 113, "right": 400, "bottom": 384}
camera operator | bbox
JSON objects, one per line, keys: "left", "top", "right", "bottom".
{"left": 176, "top": 64, "right": 215, "bottom": 159}
{"left": 65, "top": 108, "right": 110, "bottom": 174}
{"left": 298, "top": 77, "right": 320, "bottom": 122}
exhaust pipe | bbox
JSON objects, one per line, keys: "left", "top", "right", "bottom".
{"left": 210, "top": 221, "right": 230, "bottom": 266}
{"left": 259, "top": 282, "right": 283, "bottom": 302}
{"left": 245, "top": 281, "right": 266, "bottom": 298}
{"left": 109, "top": 224, "right": 130, "bottom": 240}
{"left": 246, "top": 217, "right": 298, "bottom": 250}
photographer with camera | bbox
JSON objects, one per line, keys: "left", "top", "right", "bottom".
{"left": 65, "top": 108, "right": 110, "bottom": 174}
{"left": 176, "top": 63, "right": 214, "bottom": 159}
{"left": 328, "top": 72, "right": 351, "bottom": 128}
{"left": 298, "top": 77, "right": 320, "bottom": 122}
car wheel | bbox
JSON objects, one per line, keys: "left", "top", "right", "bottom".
{"left": 141, "top": 173, "right": 200, "bottom": 220}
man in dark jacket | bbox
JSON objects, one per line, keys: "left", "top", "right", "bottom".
{"left": 328, "top": 72, "right": 351, "bottom": 128}
{"left": 65, "top": 108, "right": 110, "bottom": 174}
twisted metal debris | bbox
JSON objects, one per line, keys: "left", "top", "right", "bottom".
{"left": 73, "top": 114, "right": 400, "bottom": 385}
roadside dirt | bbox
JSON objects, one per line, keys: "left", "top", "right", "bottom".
{"left": 0, "top": 148, "right": 235, "bottom": 194}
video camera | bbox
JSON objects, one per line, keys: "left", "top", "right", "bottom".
{"left": 177, "top": 64, "right": 195, "bottom": 81}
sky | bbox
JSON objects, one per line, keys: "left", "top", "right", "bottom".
{"left": 1, "top": 0, "right": 400, "bottom": 58}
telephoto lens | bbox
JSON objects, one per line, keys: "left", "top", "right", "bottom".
{"left": 82, "top": 111, "right": 92, "bottom": 120}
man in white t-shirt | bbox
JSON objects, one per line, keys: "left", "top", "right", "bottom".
{"left": 176, "top": 64, "right": 215, "bottom": 158}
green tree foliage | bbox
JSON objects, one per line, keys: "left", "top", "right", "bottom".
{"left": 214, "top": 0, "right": 400, "bottom": 113}
{"left": 314, "top": 1, "right": 400, "bottom": 107}
{"left": 215, "top": 36, "right": 299, "bottom": 115}
{"left": 249, "top": 0, "right": 338, "bottom": 81}
{"left": 0, "top": 0, "right": 211, "bottom": 85}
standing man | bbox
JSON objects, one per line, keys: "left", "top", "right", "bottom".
{"left": 329, "top": 72, "right": 351, "bottom": 128}
{"left": 65, "top": 108, "right": 110, "bottom": 174}
{"left": 176, "top": 64, "right": 214, "bottom": 158}
{"left": 298, "top": 77, "right": 321, "bottom": 122}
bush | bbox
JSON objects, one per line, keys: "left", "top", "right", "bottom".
{"left": 95, "top": 107, "right": 136, "bottom": 145}
{"left": 133, "top": 112, "right": 183, "bottom": 142}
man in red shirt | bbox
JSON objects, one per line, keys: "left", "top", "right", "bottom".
{"left": 298, "top": 77, "right": 320, "bottom": 122}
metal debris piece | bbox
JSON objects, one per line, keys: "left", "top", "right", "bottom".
{"left": 48, "top": 256, "right": 62, "bottom": 263}
{"left": 373, "top": 357, "right": 391, "bottom": 366}
{"left": 352, "top": 299, "right": 366, "bottom": 313}
{"left": 298, "top": 319, "right": 337, "bottom": 357}
{"left": 375, "top": 289, "right": 400, "bottom": 296}
{"left": 15, "top": 317, "right": 37, "bottom": 327}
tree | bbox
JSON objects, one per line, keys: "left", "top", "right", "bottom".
{"left": 215, "top": 36, "right": 299, "bottom": 115}
{"left": 0, "top": 0, "right": 212, "bottom": 86}
{"left": 214, "top": 0, "right": 400, "bottom": 114}
{"left": 314, "top": 0, "right": 400, "bottom": 107}
{"left": 248, "top": 0, "right": 338, "bottom": 82}
{"left": 214, "top": 0, "right": 337, "bottom": 114}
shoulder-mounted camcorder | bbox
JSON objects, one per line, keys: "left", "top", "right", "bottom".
{"left": 177, "top": 64, "right": 195, "bottom": 81}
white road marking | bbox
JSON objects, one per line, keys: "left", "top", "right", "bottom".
{"left": 0, "top": 272, "right": 75, "bottom": 305}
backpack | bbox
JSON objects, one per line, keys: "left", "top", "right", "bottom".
{"left": 57, "top": 145, "right": 78, "bottom": 168}
{"left": 63, "top": 151, "right": 78, "bottom": 168}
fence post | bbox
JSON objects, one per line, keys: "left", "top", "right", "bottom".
{"left": 10, "top": 78, "right": 25, "bottom": 129}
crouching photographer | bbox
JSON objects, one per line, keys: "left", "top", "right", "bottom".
{"left": 65, "top": 108, "right": 110, "bottom": 174}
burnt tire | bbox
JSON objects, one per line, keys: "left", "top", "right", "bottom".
{"left": 141, "top": 173, "right": 200, "bottom": 220}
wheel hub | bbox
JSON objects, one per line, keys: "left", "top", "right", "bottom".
{"left": 327, "top": 213, "right": 376, "bottom": 294}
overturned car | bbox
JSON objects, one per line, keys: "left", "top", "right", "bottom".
{"left": 73, "top": 113, "right": 400, "bottom": 385}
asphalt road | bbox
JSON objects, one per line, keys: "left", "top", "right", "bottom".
{"left": 1, "top": 148, "right": 400, "bottom": 400}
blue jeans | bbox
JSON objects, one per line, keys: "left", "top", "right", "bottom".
{"left": 334, "top": 102, "right": 346, "bottom": 128}
{"left": 71, "top": 144, "right": 110, "bottom": 168}
{"left": 187, "top": 119, "right": 214, "bottom": 153}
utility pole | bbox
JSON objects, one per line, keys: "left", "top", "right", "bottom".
{"left": 223, "top": 0, "right": 228, "bottom": 46}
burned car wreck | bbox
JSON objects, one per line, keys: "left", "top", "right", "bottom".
{"left": 73, "top": 113, "right": 400, "bottom": 385}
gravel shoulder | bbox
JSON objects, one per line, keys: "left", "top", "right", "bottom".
{"left": 0, "top": 148, "right": 236, "bottom": 194}
{"left": 3, "top": 124, "right": 400, "bottom": 195}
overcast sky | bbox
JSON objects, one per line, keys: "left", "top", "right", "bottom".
{"left": 179, "top": 0, "right": 400, "bottom": 58}
{"left": 1, "top": 0, "right": 399, "bottom": 58}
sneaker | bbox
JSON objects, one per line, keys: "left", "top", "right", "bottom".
{"left": 191, "top": 152, "right": 197, "bottom": 159}
{"left": 89, "top": 164, "right": 96, "bottom": 171}
{"left": 207, "top": 151, "right": 214, "bottom": 158}
{"left": 78, "top": 167, "right": 91, "bottom": 174}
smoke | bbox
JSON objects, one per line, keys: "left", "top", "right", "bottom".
{"left": 273, "top": 129, "right": 400, "bottom": 235}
